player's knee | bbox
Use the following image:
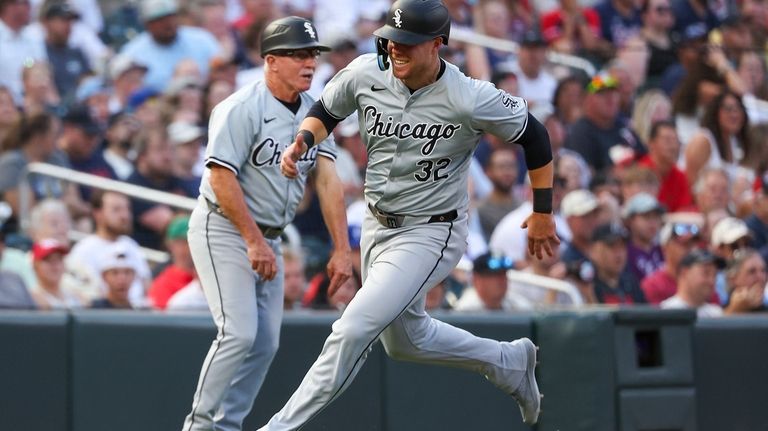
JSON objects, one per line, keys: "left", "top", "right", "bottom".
{"left": 225, "top": 329, "right": 258, "bottom": 354}
{"left": 335, "top": 321, "right": 375, "bottom": 347}
{"left": 381, "top": 337, "right": 417, "bottom": 361}
{"left": 260, "top": 337, "right": 280, "bottom": 358}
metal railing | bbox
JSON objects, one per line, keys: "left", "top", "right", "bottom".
{"left": 24, "top": 162, "right": 198, "bottom": 264}
{"left": 450, "top": 26, "right": 597, "bottom": 77}
{"left": 506, "top": 269, "right": 585, "bottom": 306}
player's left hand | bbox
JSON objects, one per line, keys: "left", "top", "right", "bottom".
{"left": 521, "top": 212, "right": 560, "bottom": 259}
{"left": 280, "top": 135, "right": 309, "bottom": 179}
{"left": 326, "top": 249, "right": 353, "bottom": 298}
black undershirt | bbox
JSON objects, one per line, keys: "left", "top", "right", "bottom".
{"left": 276, "top": 97, "right": 302, "bottom": 114}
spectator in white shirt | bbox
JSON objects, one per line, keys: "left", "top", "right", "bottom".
{"left": 0, "top": 0, "right": 47, "bottom": 104}
{"left": 66, "top": 190, "right": 151, "bottom": 305}
{"left": 661, "top": 248, "right": 724, "bottom": 318}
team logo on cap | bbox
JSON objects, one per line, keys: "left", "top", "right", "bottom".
{"left": 393, "top": 8, "right": 403, "bottom": 28}
{"left": 304, "top": 22, "right": 316, "bottom": 39}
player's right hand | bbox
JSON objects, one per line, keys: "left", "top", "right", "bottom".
{"left": 280, "top": 134, "right": 309, "bottom": 179}
{"left": 247, "top": 240, "right": 277, "bottom": 281}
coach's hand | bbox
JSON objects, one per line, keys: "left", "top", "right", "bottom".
{"left": 281, "top": 134, "right": 309, "bottom": 179}
{"left": 521, "top": 212, "right": 560, "bottom": 259}
{"left": 247, "top": 239, "right": 277, "bottom": 281}
{"left": 326, "top": 249, "right": 353, "bottom": 298}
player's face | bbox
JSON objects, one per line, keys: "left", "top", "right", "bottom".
{"left": 271, "top": 48, "right": 321, "bottom": 93}
{"left": 387, "top": 38, "right": 441, "bottom": 84}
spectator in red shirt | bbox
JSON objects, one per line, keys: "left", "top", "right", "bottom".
{"left": 637, "top": 120, "right": 693, "bottom": 211}
{"left": 540, "top": 0, "right": 610, "bottom": 60}
{"left": 149, "top": 215, "right": 195, "bottom": 309}
{"left": 642, "top": 219, "right": 704, "bottom": 304}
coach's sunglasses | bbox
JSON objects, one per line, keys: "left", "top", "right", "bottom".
{"left": 271, "top": 49, "right": 322, "bottom": 61}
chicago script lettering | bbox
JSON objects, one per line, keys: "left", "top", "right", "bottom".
{"left": 363, "top": 105, "right": 461, "bottom": 156}
{"left": 250, "top": 138, "right": 317, "bottom": 168}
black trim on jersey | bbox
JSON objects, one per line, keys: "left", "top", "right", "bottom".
{"left": 186, "top": 210, "right": 227, "bottom": 431}
{"left": 317, "top": 149, "right": 337, "bottom": 161}
{"left": 276, "top": 97, "right": 302, "bottom": 114}
{"left": 205, "top": 157, "right": 239, "bottom": 175}
{"left": 298, "top": 221, "right": 455, "bottom": 430}
{"left": 513, "top": 112, "right": 552, "bottom": 171}
{"left": 437, "top": 59, "right": 446, "bottom": 80}
{"left": 307, "top": 99, "right": 343, "bottom": 136}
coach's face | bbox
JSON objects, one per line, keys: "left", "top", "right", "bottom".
{"left": 388, "top": 38, "right": 442, "bottom": 84}
{"left": 268, "top": 48, "right": 320, "bottom": 94}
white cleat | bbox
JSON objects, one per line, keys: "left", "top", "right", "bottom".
{"left": 486, "top": 338, "right": 541, "bottom": 425}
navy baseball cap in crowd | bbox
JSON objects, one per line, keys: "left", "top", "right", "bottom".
{"left": 472, "top": 253, "right": 514, "bottom": 274}
{"left": 42, "top": 1, "right": 80, "bottom": 20}
{"left": 591, "top": 223, "right": 629, "bottom": 244}
{"left": 678, "top": 248, "right": 725, "bottom": 270}
{"left": 62, "top": 105, "right": 102, "bottom": 136}
{"left": 126, "top": 87, "right": 161, "bottom": 112}
{"left": 520, "top": 30, "right": 547, "bottom": 47}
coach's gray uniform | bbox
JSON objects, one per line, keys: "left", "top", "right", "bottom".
{"left": 183, "top": 81, "right": 336, "bottom": 431}
{"left": 260, "top": 54, "right": 531, "bottom": 430}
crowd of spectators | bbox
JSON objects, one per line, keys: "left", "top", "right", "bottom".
{"left": 0, "top": 0, "right": 767, "bottom": 317}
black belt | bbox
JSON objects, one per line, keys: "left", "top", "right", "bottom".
{"left": 205, "top": 198, "right": 284, "bottom": 240}
{"left": 368, "top": 203, "right": 458, "bottom": 228}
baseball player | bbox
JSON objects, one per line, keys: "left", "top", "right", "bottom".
{"left": 261, "top": 0, "right": 560, "bottom": 429}
{"left": 181, "top": 17, "right": 352, "bottom": 431}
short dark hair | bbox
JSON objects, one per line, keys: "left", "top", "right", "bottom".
{"left": 90, "top": 189, "right": 127, "bottom": 210}
{"left": 648, "top": 120, "right": 676, "bottom": 141}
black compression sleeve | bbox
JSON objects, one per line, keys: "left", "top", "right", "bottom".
{"left": 307, "top": 99, "right": 343, "bottom": 136}
{"left": 515, "top": 112, "right": 553, "bottom": 170}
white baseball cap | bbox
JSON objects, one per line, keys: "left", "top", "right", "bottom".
{"left": 109, "top": 55, "right": 148, "bottom": 80}
{"left": 560, "top": 189, "right": 599, "bottom": 218}
{"left": 622, "top": 192, "right": 665, "bottom": 219}
{"left": 710, "top": 217, "right": 750, "bottom": 247}
{"left": 100, "top": 244, "right": 135, "bottom": 273}
{"left": 140, "top": 0, "right": 178, "bottom": 22}
{"left": 168, "top": 121, "right": 205, "bottom": 145}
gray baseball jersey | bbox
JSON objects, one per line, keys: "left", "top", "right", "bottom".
{"left": 200, "top": 80, "right": 338, "bottom": 227}
{"left": 321, "top": 53, "right": 529, "bottom": 216}
{"left": 259, "top": 55, "right": 541, "bottom": 431}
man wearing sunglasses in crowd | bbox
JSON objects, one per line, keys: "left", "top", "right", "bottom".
{"left": 641, "top": 219, "right": 717, "bottom": 304}
{"left": 180, "top": 17, "right": 352, "bottom": 431}
{"left": 454, "top": 253, "right": 517, "bottom": 311}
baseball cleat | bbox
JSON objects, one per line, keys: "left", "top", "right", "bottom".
{"left": 485, "top": 338, "right": 541, "bottom": 425}
{"left": 511, "top": 338, "right": 541, "bottom": 425}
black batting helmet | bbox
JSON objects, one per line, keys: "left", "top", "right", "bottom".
{"left": 373, "top": 0, "right": 451, "bottom": 46}
{"left": 260, "top": 16, "right": 330, "bottom": 57}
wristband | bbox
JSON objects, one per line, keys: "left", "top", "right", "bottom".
{"left": 532, "top": 188, "right": 553, "bottom": 214}
{"left": 298, "top": 129, "right": 316, "bottom": 148}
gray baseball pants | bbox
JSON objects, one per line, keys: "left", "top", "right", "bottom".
{"left": 258, "top": 211, "right": 507, "bottom": 430}
{"left": 183, "top": 205, "right": 284, "bottom": 431}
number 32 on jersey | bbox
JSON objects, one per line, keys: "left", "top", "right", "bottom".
{"left": 415, "top": 158, "right": 451, "bottom": 182}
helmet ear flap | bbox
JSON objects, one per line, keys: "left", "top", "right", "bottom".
{"left": 376, "top": 37, "right": 390, "bottom": 71}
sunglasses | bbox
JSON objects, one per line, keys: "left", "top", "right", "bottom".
{"left": 672, "top": 223, "right": 700, "bottom": 238}
{"left": 271, "top": 49, "right": 322, "bottom": 61}
{"left": 654, "top": 5, "right": 672, "bottom": 13}
{"left": 485, "top": 255, "right": 514, "bottom": 271}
